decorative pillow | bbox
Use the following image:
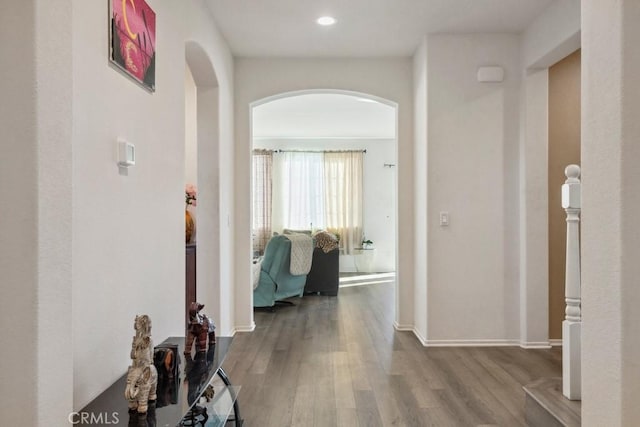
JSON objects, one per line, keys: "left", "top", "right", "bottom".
{"left": 313, "top": 230, "right": 339, "bottom": 253}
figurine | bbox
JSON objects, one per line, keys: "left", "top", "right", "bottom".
{"left": 184, "top": 302, "right": 216, "bottom": 355}
{"left": 154, "top": 345, "right": 178, "bottom": 379}
{"left": 125, "top": 315, "right": 158, "bottom": 414}
{"left": 153, "top": 344, "right": 179, "bottom": 408}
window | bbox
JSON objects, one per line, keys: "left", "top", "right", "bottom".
{"left": 252, "top": 150, "right": 273, "bottom": 255}
{"left": 270, "top": 150, "right": 363, "bottom": 254}
{"left": 275, "top": 152, "right": 325, "bottom": 230}
{"left": 323, "top": 151, "right": 363, "bottom": 253}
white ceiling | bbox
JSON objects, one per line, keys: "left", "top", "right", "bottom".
{"left": 209, "top": 1, "right": 555, "bottom": 138}
{"left": 252, "top": 93, "right": 396, "bottom": 139}
{"left": 205, "top": 0, "right": 555, "bottom": 57}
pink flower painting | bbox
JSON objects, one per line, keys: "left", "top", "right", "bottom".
{"left": 110, "top": 0, "right": 156, "bottom": 91}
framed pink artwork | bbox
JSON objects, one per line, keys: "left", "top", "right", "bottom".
{"left": 109, "top": 0, "right": 156, "bottom": 91}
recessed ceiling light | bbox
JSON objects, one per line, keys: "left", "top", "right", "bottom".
{"left": 317, "top": 16, "right": 337, "bottom": 26}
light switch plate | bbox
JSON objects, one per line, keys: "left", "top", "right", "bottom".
{"left": 118, "top": 139, "right": 135, "bottom": 167}
{"left": 439, "top": 211, "right": 449, "bottom": 226}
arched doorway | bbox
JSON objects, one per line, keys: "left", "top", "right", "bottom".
{"left": 184, "top": 41, "right": 223, "bottom": 330}
{"left": 249, "top": 89, "right": 399, "bottom": 322}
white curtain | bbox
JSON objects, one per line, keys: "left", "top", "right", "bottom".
{"left": 252, "top": 150, "right": 272, "bottom": 255}
{"left": 272, "top": 152, "right": 325, "bottom": 231}
{"left": 324, "top": 152, "right": 363, "bottom": 254}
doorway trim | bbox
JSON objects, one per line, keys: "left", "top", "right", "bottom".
{"left": 185, "top": 40, "right": 224, "bottom": 332}
{"left": 248, "top": 88, "right": 400, "bottom": 326}
{"left": 519, "top": 32, "right": 581, "bottom": 348}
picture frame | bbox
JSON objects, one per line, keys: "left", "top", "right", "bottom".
{"left": 109, "top": 0, "right": 156, "bottom": 92}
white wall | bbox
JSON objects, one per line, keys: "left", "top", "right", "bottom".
{"left": 412, "top": 37, "right": 429, "bottom": 339}
{"left": 0, "top": 0, "right": 73, "bottom": 424}
{"left": 582, "top": 1, "right": 640, "bottom": 424}
{"left": 185, "top": 65, "right": 198, "bottom": 185}
{"left": 185, "top": 4, "right": 236, "bottom": 339}
{"left": 254, "top": 138, "right": 397, "bottom": 272}
{"left": 517, "top": 0, "right": 580, "bottom": 347}
{"left": 185, "top": 65, "right": 198, "bottom": 242}
{"left": 72, "top": 0, "right": 234, "bottom": 410}
{"left": 518, "top": 68, "right": 550, "bottom": 347}
{"left": 424, "top": 34, "right": 521, "bottom": 344}
{"left": 412, "top": 4, "right": 581, "bottom": 346}
{"left": 522, "top": 0, "right": 581, "bottom": 69}
{"left": 235, "top": 58, "right": 414, "bottom": 329}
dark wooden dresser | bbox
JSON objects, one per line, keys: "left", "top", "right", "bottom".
{"left": 186, "top": 243, "right": 197, "bottom": 328}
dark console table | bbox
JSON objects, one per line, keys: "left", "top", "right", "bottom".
{"left": 81, "top": 336, "right": 242, "bottom": 426}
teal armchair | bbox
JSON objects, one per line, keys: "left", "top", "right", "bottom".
{"left": 253, "top": 235, "right": 308, "bottom": 308}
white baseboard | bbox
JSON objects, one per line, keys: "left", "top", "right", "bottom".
{"left": 395, "top": 324, "right": 558, "bottom": 349}
{"left": 418, "top": 338, "right": 557, "bottom": 348}
{"left": 232, "top": 322, "right": 256, "bottom": 335}
{"left": 412, "top": 328, "right": 428, "bottom": 346}
{"left": 392, "top": 322, "right": 428, "bottom": 346}
{"left": 520, "top": 341, "right": 553, "bottom": 349}
{"left": 424, "top": 339, "right": 521, "bottom": 347}
{"left": 393, "top": 321, "right": 413, "bottom": 331}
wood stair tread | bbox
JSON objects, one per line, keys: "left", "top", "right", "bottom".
{"left": 524, "top": 377, "right": 581, "bottom": 427}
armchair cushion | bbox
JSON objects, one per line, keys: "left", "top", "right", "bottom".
{"left": 253, "top": 235, "right": 309, "bottom": 307}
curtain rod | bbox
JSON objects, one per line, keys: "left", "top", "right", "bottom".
{"left": 270, "top": 149, "right": 367, "bottom": 154}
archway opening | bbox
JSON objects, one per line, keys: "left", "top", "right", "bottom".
{"left": 249, "top": 90, "right": 399, "bottom": 322}
{"left": 184, "top": 41, "right": 222, "bottom": 330}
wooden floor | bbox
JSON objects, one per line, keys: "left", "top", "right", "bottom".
{"left": 223, "top": 282, "right": 561, "bottom": 427}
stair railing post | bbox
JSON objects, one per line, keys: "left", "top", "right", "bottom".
{"left": 562, "top": 164, "right": 581, "bottom": 400}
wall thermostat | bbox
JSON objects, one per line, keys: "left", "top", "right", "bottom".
{"left": 118, "top": 139, "right": 136, "bottom": 167}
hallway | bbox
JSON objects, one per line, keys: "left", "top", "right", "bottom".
{"left": 223, "top": 283, "right": 561, "bottom": 426}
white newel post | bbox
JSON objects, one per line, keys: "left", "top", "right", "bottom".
{"left": 562, "top": 164, "right": 581, "bottom": 400}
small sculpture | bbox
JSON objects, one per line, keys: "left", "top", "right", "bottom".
{"left": 185, "top": 302, "right": 216, "bottom": 355}
{"left": 154, "top": 345, "right": 178, "bottom": 379}
{"left": 125, "top": 315, "right": 158, "bottom": 414}
{"left": 153, "top": 344, "right": 179, "bottom": 408}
